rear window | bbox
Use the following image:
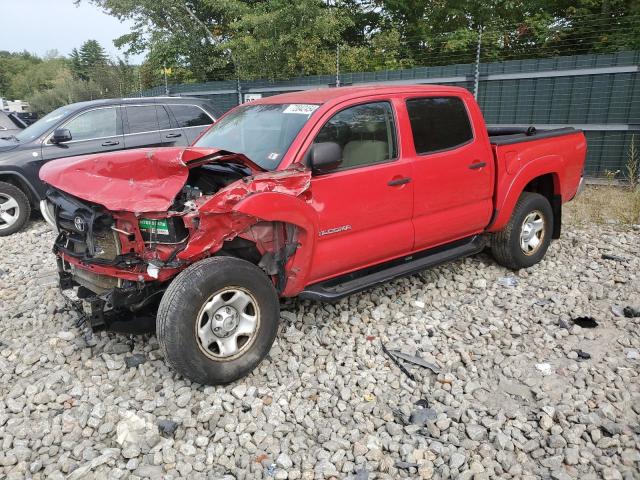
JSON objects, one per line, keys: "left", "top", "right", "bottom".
{"left": 406, "top": 97, "right": 473, "bottom": 154}
{"left": 168, "top": 105, "right": 212, "bottom": 128}
{"left": 125, "top": 106, "right": 159, "bottom": 134}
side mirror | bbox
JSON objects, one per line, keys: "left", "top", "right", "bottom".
{"left": 307, "top": 142, "right": 342, "bottom": 173}
{"left": 52, "top": 128, "right": 72, "bottom": 144}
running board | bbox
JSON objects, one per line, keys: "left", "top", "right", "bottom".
{"left": 299, "top": 235, "right": 486, "bottom": 302}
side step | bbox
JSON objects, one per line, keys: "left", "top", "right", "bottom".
{"left": 299, "top": 235, "right": 486, "bottom": 302}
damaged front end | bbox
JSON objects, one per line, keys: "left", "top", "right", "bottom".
{"left": 40, "top": 147, "right": 312, "bottom": 328}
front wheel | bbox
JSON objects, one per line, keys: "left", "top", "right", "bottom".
{"left": 0, "top": 181, "right": 30, "bottom": 236}
{"left": 157, "top": 256, "right": 280, "bottom": 385}
{"left": 491, "top": 192, "right": 553, "bottom": 270}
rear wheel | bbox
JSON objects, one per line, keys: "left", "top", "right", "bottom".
{"left": 157, "top": 256, "right": 280, "bottom": 385}
{"left": 0, "top": 181, "right": 30, "bottom": 236}
{"left": 491, "top": 192, "right": 553, "bottom": 270}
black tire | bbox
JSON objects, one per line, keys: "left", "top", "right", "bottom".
{"left": 157, "top": 256, "right": 280, "bottom": 385}
{"left": 0, "top": 181, "right": 30, "bottom": 237}
{"left": 491, "top": 192, "right": 553, "bottom": 270}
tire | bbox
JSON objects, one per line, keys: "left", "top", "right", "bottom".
{"left": 491, "top": 192, "right": 553, "bottom": 270}
{"left": 157, "top": 256, "right": 280, "bottom": 385}
{"left": 0, "top": 181, "right": 30, "bottom": 237}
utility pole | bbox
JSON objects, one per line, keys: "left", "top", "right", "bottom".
{"left": 335, "top": 44, "right": 340, "bottom": 87}
{"left": 473, "top": 27, "right": 483, "bottom": 99}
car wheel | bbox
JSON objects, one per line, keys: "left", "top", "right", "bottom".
{"left": 156, "top": 256, "right": 280, "bottom": 385}
{"left": 491, "top": 192, "right": 553, "bottom": 270}
{"left": 0, "top": 181, "right": 30, "bottom": 236}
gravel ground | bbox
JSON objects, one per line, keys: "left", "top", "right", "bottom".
{"left": 1, "top": 219, "right": 639, "bottom": 480}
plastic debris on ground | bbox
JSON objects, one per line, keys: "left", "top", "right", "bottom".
{"left": 601, "top": 253, "right": 627, "bottom": 262}
{"left": 535, "top": 363, "right": 554, "bottom": 376}
{"left": 575, "top": 349, "right": 591, "bottom": 360}
{"left": 157, "top": 419, "right": 179, "bottom": 437}
{"left": 409, "top": 399, "right": 437, "bottom": 426}
{"left": 497, "top": 276, "right": 518, "bottom": 287}
{"left": 381, "top": 342, "right": 416, "bottom": 381}
{"left": 572, "top": 316, "right": 599, "bottom": 328}
{"left": 386, "top": 350, "right": 441, "bottom": 374}
{"left": 623, "top": 306, "right": 640, "bottom": 318}
{"left": 627, "top": 350, "right": 639, "bottom": 360}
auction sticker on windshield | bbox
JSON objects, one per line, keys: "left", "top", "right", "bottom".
{"left": 283, "top": 104, "right": 319, "bottom": 115}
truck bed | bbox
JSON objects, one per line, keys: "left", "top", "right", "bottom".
{"left": 488, "top": 126, "right": 579, "bottom": 146}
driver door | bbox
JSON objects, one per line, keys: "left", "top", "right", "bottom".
{"left": 306, "top": 100, "right": 414, "bottom": 283}
{"left": 41, "top": 106, "right": 124, "bottom": 162}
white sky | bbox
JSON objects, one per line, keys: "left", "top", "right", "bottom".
{"left": 1, "top": 0, "right": 145, "bottom": 63}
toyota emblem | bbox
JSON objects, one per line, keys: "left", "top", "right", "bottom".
{"left": 74, "top": 216, "right": 86, "bottom": 232}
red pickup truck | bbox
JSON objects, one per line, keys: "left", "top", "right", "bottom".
{"left": 40, "top": 85, "right": 586, "bottom": 385}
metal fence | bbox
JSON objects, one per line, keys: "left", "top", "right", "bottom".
{"left": 139, "top": 50, "right": 639, "bottom": 177}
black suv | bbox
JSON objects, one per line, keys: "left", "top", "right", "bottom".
{"left": 0, "top": 97, "right": 221, "bottom": 236}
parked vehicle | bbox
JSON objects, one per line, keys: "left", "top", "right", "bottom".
{"left": 40, "top": 85, "right": 586, "bottom": 385}
{"left": 0, "top": 97, "right": 220, "bottom": 236}
{"left": 0, "top": 111, "right": 27, "bottom": 139}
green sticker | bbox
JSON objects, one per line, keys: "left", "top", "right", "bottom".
{"left": 139, "top": 218, "right": 169, "bottom": 235}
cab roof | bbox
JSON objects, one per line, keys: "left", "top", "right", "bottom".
{"left": 251, "top": 84, "right": 469, "bottom": 105}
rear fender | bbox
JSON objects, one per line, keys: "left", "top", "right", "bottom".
{"left": 489, "top": 156, "right": 562, "bottom": 233}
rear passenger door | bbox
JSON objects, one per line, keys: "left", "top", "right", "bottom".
{"left": 156, "top": 104, "right": 188, "bottom": 147}
{"left": 123, "top": 105, "right": 163, "bottom": 149}
{"left": 167, "top": 104, "right": 214, "bottom": 144}
{"left": 405, "top": 95, "right": 494, "bottom": 250}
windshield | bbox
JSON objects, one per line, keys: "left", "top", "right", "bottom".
{"left": 194, "top": 103, "right": 319, "bottom": 170}
{"left": 14, "top": 105, "right": 75, "bottom": 143}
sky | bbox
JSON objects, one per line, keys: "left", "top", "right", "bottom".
{"left": 1, "top": 0, "right": 145, "bottom": 62}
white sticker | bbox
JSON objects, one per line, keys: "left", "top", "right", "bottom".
{"left": 267, "top": 152, "right": 280, "bottom": 161}
{"left": 283, "top": 104, "right": 318, "bottom": 115}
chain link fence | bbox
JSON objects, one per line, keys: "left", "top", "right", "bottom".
{"left": 138, "top": 14, "right": 639, "bottom": 178}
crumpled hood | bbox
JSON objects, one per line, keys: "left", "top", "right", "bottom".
{"left": 39, "top": 147, "right": 263, "bottom": 212}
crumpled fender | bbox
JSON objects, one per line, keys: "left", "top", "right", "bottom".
{"left": 177, "top": 166, "right": 315, "bottom": 294}
{"left": 232, "top": 192, "right": 320, "bottom": 296}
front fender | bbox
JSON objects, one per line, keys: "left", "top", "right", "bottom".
{"left": 489, "top": 156, "right": 562, "bottom": 232}
{"left": 233, "top": 192, "right": 319, "bottom": 296}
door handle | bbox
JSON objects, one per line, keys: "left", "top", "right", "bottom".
{"left": 101, "top": 140, "right": 120, "bottom": 146}
{"left": 165, "top": 133, "right": 182, "bottom": 138}
{"left": 388, "top": 177, "right": 411, "bottom": 186}
{"left": 468, "top": 161, "right": 486, "bottom": 170}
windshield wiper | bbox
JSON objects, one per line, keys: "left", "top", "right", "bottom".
{"left": 0, "top": 134, "right": 19, "bottom": 142}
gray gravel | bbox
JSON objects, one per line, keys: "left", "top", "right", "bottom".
{"left": 1, "top": 220, "right": 639, "bottom": 479}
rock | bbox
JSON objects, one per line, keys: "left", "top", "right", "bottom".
{"left": 124, "top": 354, "right": 147, "bottom": 368}
{"left": 466, "top": 424, "right": 487, "bottom": 441}
{"left": 277, "top": 452, "right": 293, "bottom": 469}
{"left": 450, "top": 452, "right": 465, "bottom": 470}
{"left": 231, "top": 384, "right": 247, "bottom": 399}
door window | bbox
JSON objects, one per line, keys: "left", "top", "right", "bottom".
{"left": 63, "top": 107, "right": 118, "bottom": 141}
{"left": 168, "top": 105, "right": 212, "bottom": 128}
{"left": 313, "top": 101, "right": 397, "bottom": 170}
{"left": 406, "top": 97, "right": 473, "bottom": 154}
{"left": 156, "top": 105, "right": 173, "bottom": 130}
{"left": 125, "top": 106, "right": 160, "bottom": 134}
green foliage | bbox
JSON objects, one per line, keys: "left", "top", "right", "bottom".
{"left": 0, "top": 40, "right": 140, "bottom": 115}
{"left": 79, "top": 0, "right": 639, "bottom": 83}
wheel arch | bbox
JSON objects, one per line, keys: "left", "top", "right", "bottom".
{"left": 232, "top": 192, "right": 320, "bottom": 296}
{"left": 490, "top": 159, "right": 563, "bottom": 236}
{"left": 0, "top": 171, "right": 40, "bottom": 207}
